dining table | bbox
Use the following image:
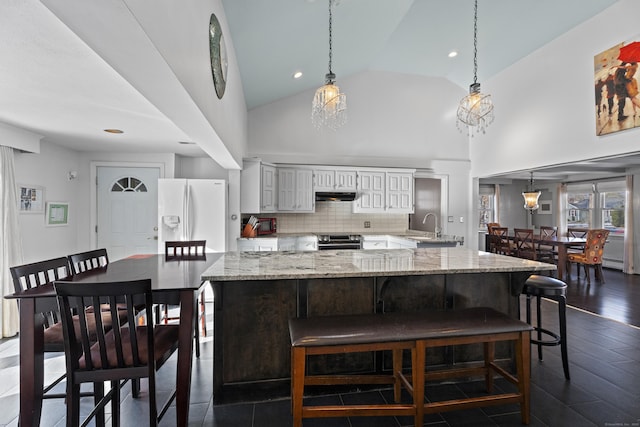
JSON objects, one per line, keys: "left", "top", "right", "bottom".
{"left": 5, "top": 253, "right": 219, "bottom": 427}
{"left": 484, "top": 233, "right": 586, "bottom": 281}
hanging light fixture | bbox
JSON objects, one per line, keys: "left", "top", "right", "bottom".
{"left": 311, "top": 0, "right": 347, "bottom": 131}
{"left": 456, "top": 0, "right": 494, "bottom": 136}
{"left": 522, "top": 172, "right": 542, "bottom": 211}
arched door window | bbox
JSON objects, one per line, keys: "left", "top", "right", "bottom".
{"left": 110, "top": 177, "right": 148, "bottom": 192}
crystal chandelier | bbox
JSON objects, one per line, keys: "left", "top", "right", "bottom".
{"left": 311, "top": 0, "right": 347, "bottom": 131}
{"left": 456, "top": 0, "right": 494, "bottom": 136}
{"left": 522, "top": 172, "right": 541, "bottom": 211}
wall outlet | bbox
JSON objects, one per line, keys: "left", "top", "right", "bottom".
{"left": 459, "top": 217, "right": 464, "bottom": 223}
{"left": 448, "top": 216, "right": 454, "bottom": 223}
{"left": 364, "top": 221, "right": 371, "bottom": 228}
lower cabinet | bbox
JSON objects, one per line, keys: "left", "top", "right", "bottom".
{"left": 237, "top": 238, "right": 278, "bottom": 252}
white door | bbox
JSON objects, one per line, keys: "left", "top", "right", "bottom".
{"left": 97, "top": 167, "right": 160, "bottom": 260}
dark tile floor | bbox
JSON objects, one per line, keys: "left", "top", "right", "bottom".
{"left": 1, "top": 270, "right": 639, "bottom": 426}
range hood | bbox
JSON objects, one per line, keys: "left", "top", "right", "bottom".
{"left": 315, "top": 192, "right": 357, "bottom": 202}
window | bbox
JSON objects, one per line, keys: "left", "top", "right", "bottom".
{"left": 111, "top": 177, "right": 148, "bottom": 192}
{"left": 566, "top": 188, "right": 593, "bottom": 228}
{"left": 566, "top": 180, "right": 625, "bottom": 235}
{"left": 478, "top": 185, "right": 495, "bottom": 229}
{"left": 598, "top": 181, "right": 625, "bottom": 236}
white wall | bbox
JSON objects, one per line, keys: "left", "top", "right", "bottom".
{"left": 472, "top": 0, "right": 640, "bottom": 179}
{"left": 248, "top": 70, "right": 468, "bottom": 168}
{"left": 14, "top": 143, "right": 81, "bottom": 263}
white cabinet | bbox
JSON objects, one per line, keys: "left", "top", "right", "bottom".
{"left": 386, "top": 172, "right": 414, "bottom": 213}
{"left": 314, "top": 169, "right": 357, "bottom": 192}
{"left": 362, "top": 235, "right": 388, "bottom": 250}
{"left": 237, "top": 238, "right": 278, "bottom": 252}
{"left": 314, "top": 170, "right": 335, "bottom": 192}
{"left": 354, "top": 170, "right": 414, "bottom": 213}
{"left": 335, "top": 170, "right": 357, "bottom": 191}
{"left": 240, "top": 159, "right": 277, "bottom": 213}
{"left": 354, "top": 171, "right": 386, "bottom": 212}
{"left": 296, "top": 235, "right": 318, "bottom": 251}
{"left": 278, "top": 168, "right": 314, "bottom": 212}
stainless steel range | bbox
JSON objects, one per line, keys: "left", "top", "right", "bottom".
{"left": 317, "top": 234, "right": 362, "bottom": 250}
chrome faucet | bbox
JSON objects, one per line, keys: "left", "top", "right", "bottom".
{"left": 422, "top": 212, "right": 441, "bottom": 238}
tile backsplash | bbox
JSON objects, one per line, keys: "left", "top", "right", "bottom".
{"left": 274, "top": 201, "right": 408, "bottom": 234}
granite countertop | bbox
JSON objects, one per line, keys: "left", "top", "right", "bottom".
{"left": 202, "top": 247, "right": 555, "bottom": 281}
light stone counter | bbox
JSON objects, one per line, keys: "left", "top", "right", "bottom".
{"left": 202, "top": 247, "right": 555, "bottom": 282}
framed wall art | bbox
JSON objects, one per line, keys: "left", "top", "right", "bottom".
{"left": 18, "top": 184, "right": 45, "bottom": 213}
{"left": 46, "top": 202, "right": 69, "bottom": 226}
{"left": 594, "top": 35, "right": 640, "bottom": 136}
{"left": 538, "top": 200, "right": 552, "bottom": 215}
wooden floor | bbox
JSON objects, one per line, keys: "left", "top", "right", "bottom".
{"left": 0, "top": 269, "right": 638, "bottom": 426}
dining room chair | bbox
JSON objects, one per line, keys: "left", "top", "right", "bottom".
{"left": 489, "top": 227, "right": 512, "bottom": 255}
{"left": 514, "top": 228, "right": 537, "bottom": 260}
{"left": 9, "top": 257, "right": 123, "bottom": 415}
{"left": 54, "top": 279, "right": 179, "bottom": 427}
{"left": 164, "top": 240, "right": 208, "bottom": 358}
{"left": 537, "top": 226, "right": 558, "bottom": 263}
{"left": 67, "top": 248, "right": 109, "bottom": 274}
{"left": 566, "top": 229, "right": 610, "bottom": 284}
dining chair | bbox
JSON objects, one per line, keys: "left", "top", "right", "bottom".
{"left": 67, "top": 248, "right": 109, "bottom": 274}
{"left": 489, "top": 227, "right": 512, "bottom": 256}
{"left": 537, "top": 226, "right": 558, "bottom": 263}
{"left": 54, "top": 279, "right": 179, "bottom": 427}
{"left": 9, "top": 257, "right": 123, "bottom": 416}
{"left": 164, "top": 240, "right": 208, "bottom": 358}
{"left": 514, "top": 228, "right": 537, "bottom": 260}
{"left": 566, "top": 229, "right": 610, "bottom": 284}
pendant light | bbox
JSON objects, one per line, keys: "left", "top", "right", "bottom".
{"left": 456, "top": 0, "right": 494, "bottom": 136}
{"left": 522, "top": 172, "right": 542, "bottom": 211}
{"left": 311, "top": 0, "right": 347, "bottom": 131}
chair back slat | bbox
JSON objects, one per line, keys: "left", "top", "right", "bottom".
{"left": 55, "top": 280, "right": 153, "bottom": 373}
{"left": 567, "top": 227, "right": 588, "bottom": 238}
{"left": 489, "top": 227, "right": 512, "bottom": 255}
{"left": 165, "top": 240, "right": 206, "bottom": 258}
{"left": 68, "top": 249, "right": 109, "bottom": 275}
{"left": 514, "top": 228, "right": 537, "bottom": 260}
{"left": 10, "top": 257, "right": 72, "bottom": 329}
{"left": 540, "top": 226, "right": 558, "bottom": 239}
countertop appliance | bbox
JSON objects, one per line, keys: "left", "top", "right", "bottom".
{"left": 317, "top": 234, "right": 362, "bottom": 250}
{"left": 158, "top": 178, "right": 227, "bottom": 253}
{"left": 257, "top": 217, "right": 277, "bottom": 235}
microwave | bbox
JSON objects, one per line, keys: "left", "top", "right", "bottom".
{"left": 257, "top": 217, "right": 277, "bottom": 235}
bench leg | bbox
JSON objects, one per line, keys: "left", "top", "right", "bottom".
{"left": 414, "top": 344, "right": 425, "bottom": 427}
{"left": 291, "top": 347, "right": 306, "bottom": 427}
{"left": 484, "top": 341, "right": 495, "bottom": 393}
{"left": 517, "top": 331, "right": 531, "bottom": 425}
{"left": 392, "top": 348, "right": 402, "bottom": 402}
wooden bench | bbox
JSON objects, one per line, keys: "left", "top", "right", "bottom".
{"left": 289, "top": 307, "right": 533, "bottom": 427}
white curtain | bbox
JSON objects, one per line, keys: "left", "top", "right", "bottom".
{"left": 623, "top": 175, "right": 634, "bottom": 274}
{"left": 556, "top": 183, "right": 567, "bottom": 236}
{"left": 0, "top": 146, "right": 22, "bottom": 337}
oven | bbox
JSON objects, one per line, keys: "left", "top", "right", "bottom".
{"left": 317, "top": 234, "right": 362, "bottom": 250}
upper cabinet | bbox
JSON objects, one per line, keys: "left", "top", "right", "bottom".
{"left": 278, "top": 168, "right": 314, "bottom": 212}
{"left": 240, "top": 159, "right": 277, "bottom": 213}
{"left": 314, "top": 168, "right": 357, "bottom": 192}
{"left": 242, "top": 159, "right": 413, "bottom": 214}
{"left": 354, "top": 169, "right": 414, "bottom": 213}
{"left": 386, "top": 172, "right": 414, "bottom": 212}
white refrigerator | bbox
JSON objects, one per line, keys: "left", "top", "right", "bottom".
{"left": 157, "top": 179, "right": 227, "bottom": 253}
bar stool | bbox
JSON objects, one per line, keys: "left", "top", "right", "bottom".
{"left": 522, "top": 274, "right": 570, "bottom": 380}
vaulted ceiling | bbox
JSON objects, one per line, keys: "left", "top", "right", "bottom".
{"left": 2, "top": 0, "right": 631, "bottom": 179}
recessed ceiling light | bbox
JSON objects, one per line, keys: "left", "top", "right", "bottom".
{"left": 103, "top": 129, "right": 123, "bottom": 134}
{"left": 293, "top": 71, "right": 303, "bottom": 79}
{"left": 448, "top": 51, "right": 458, "bottom": 58}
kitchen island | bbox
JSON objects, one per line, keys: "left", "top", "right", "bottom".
{"left": 202, "top": 247, "right": 555, "bottom": 402}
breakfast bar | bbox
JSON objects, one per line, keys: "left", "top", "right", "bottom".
{"left": 202, "top": 247, "right": 555, "bottom": 402}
